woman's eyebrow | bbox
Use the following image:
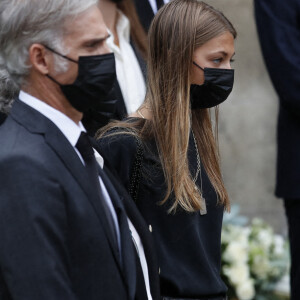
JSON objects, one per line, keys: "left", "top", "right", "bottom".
{"left": 209, "top": 51, "right": 236, "bottom": 57}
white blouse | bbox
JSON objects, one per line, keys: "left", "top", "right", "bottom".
{"left": 106, "top": 11, "right": 146, "bottom": 115}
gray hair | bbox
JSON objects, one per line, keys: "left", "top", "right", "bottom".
{"left": 0, "top": 0, "right": 98, "bottom": 92}
{"left": 0, "top": 69, "right": 18, "bottom": 113}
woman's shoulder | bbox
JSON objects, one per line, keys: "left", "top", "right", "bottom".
{"left": 95, "top": 123, "right": 145, "bottom": 187}
{"left": 97, "top": 117, "right": 144, "bottom": 146}
{"left": 97, "top": 125, "right": 140, "bottom": 150}
{"left": 96, "top": 120, "right": 144, "bottom": 166}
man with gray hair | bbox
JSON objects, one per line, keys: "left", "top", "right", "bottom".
{"left": 0, "top": 1, "right": 160, "bottom": 299}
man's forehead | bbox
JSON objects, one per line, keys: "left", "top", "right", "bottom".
{"left": 63, "top": 5, "right": 106, "bottom": 39}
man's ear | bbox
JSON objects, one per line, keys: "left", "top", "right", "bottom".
{"left": 28, "top": 44, "right": 52, "bottom": 75}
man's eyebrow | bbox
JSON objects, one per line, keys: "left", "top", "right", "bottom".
{"left": 82, "top": 34, "right": 111, "bottom": 45}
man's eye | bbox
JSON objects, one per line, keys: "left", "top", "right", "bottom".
{"left": 86, "top": 41, "right": 102, "bottom": 48}
{"left": 87, "top": 43, "right": 97, "bottom": 48}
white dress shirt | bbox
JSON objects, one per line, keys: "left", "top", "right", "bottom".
{"left": 19, "top": 91, "right": 152, "bottom": 299}
{"left": 148, "top": 0, "right": 170, "bottom": 14}
{"left": 128, "top": 219, "right": 152, "bottom": 300}
{"left": 106, "top": 11, "right": 146, "bottom": 114}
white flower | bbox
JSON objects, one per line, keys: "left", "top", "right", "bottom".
{"left": 223, "top": 263, "right": 250, "bottom": 286}
{"left": 222, "top": 224, "right": 249, "bottom": 245}
{"left": 221, "top": 212, "right": 289, "bottom": 299}
{"left": 273, "top": 234, "right": 285, "bottom": 256}
{"left": 223, "top": 241, "right": 248, "bottom": 264}
{"left": 236, "top": 227, "right": 250, "bottom": 248}
{"left": 251, "top": 255, "right": 271, "bottom": 280}
{"left": 257, "top": 229, "right": 273, "bottom": 250}
{"left": 236, "top": 278, "right": 255, "bottom": 300}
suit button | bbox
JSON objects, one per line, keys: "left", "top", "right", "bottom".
{"left": 149, "top": 225, "right": 152, "bottom": 232}
{"left": 159, "top": 267, "right": 161, "bottom": 274}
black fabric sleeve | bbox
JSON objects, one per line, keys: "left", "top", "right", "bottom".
{"left": 255, "top": 0, "right": 300, "bottom": 116}
{"left": 96, "top": 132, "right": 139, "bottom": 190}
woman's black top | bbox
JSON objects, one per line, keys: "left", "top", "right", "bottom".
{"left": 97, "top": 123, "right": 227, "bottom": 298}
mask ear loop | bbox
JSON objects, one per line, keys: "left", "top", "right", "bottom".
{"left": 192, "top": 61, "right": 204, "bottom": 71}
{"left": 44, "top": 45, "right": 78, "bottom": 64}
{"left": 44, "top": 45, "right": 78, "bottom": 85}
{"left": 46, "top": 74, "right": 63, "bottom": 86}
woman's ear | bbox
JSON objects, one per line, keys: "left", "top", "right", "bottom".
{"left": 28, "top": 44, "right": 52, "bottom": 75}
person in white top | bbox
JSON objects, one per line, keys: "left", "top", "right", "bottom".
{"left": 82, "top": 0, "right": 148, "bottom": 136}
{"left": 106, "top": 10, "right": 146, "bottom": 115}
{"left": 100, "top": 0, "right": 147, "bottom": 114}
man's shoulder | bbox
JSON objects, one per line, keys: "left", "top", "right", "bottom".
{"left": 0, "top": 114, "right": 42, "bottom": 150}
{"left": 0, "top": 114, "right": 61, "bottom": 169}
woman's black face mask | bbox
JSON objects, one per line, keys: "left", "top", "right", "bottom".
{"left": 45, "top": 46, "right": 117, "bottom": 114}
{"left": 190, "top": 61, "right": 234, "bottom": 109}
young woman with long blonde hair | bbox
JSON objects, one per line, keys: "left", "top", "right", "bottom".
{"left": 96, "top": 1, "right": 236, "bottom": 299}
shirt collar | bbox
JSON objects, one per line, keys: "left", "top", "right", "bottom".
{"left": 19, "top": 90, "right": 85, "bottom": 147}
{"left": 106, "top": 10, "right": 130, "bottom": 55}
{"left": 116, "top": 10, "right": 130, "bottom": 42}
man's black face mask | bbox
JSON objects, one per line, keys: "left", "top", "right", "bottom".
{"left": 190, "top": 61, "right": 234, "bottom": 109}
{"left": 45, "top": 46, "right": 117, "bottom": 114}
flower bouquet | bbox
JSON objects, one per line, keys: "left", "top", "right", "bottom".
{"left": 221, "top": 206, "right": 289, "bottom": 300}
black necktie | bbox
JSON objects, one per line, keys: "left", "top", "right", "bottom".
{"left": 156, "top": 0, "right": 164, "bottom": 10}
{"left": 75, "top": 132, "right": 119, "bottom": 251}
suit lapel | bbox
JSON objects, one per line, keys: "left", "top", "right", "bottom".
{"left": 100, "top": 167, "right": 137, "bottom": 300}
{"left": 44, "top": 127, "right": 126, "bottom": 272}
{"left": 99, "top": 166, "right": 124, "bottom": 210}
{"left": 101, "top": 156, "right": 160, "bottom": 300}
{"left": 11, "top": 100, "right": 123, "bottom": 274}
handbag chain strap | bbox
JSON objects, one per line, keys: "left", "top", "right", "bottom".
{"left": 128, "top": 137, "right": 144, "bottom": 202}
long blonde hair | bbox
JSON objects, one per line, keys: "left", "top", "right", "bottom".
{"left": 98, "top": 0, "right": 236, "bottom": 213}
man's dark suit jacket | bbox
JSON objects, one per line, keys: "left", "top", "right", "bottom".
{"left": 0, "top": 99, "right": 160, "bottom": 300}
{"left": 133, "top": 0, "right": 155, "bottom": 32}
{"left": 0, "top": 112, "right": 6, "bottom": 126}
{"left": 255, "top": 0, "right": 300, "bottom": 198}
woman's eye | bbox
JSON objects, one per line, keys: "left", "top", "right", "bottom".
{"left": 212, "top": 58, "right": 222, "bottom": 64}
{"left": 230, "top": 59, "right": 235, "bottom": 63}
